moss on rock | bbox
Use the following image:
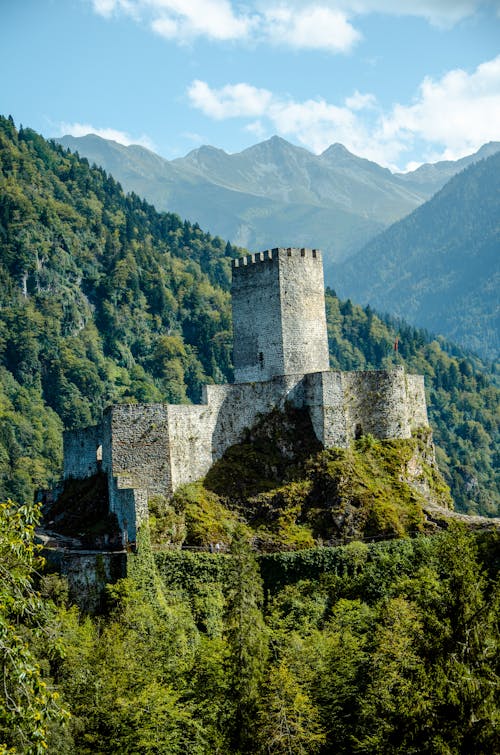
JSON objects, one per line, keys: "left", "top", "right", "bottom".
{"left": 173, "top": 408, "right": 452, "bottom": 549}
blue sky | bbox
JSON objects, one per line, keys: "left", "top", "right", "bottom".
{"left": 1, "top": 0, "right": 500, "bottom": 170}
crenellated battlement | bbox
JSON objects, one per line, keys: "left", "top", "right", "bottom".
{"left": 232, "top": 247, "right": 321, "bottom": 269}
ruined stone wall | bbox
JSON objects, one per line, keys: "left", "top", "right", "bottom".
{"left": 44, "top": 549, "right": 126, "bottom": 613}
{"left": 304, "top": 367, "right": 428, "bottom": 448}
{"left": 342, "top": 367, "right": 411, "bottom": 441}
{"left": 108, "top": 404, "right": 172, "bottom": 494}
{"left": 166, "top": 404, "right": 216, "bottom": 491}
{"left": 231, "top": 248, "right": 329, "bottom": 383}
{"left": 63, "top": 425, "right": 101, "bottom": 479}
{"left": 305, "top": 371, "right": 349, "bottom": 447}
{"left": 406, "top": 374, "right": 429, "bottom": 429}
{"left": 165, "top": 376, "right": 306, "bottom": 492}
{"left": 111, "top": 484, "right": 148, "bottom": 542}
{"left": 278, "top": 248, "right": 330, "bottom": 377}
{"left": 60, "top": 362, "right": 430, "bottom": 546}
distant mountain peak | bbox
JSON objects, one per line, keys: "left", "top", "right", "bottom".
{"left": 183, "top": 144, "right": 228, "bottom": 159}
{"left": 321, "top": 142, "right": 352, "bottom": 157}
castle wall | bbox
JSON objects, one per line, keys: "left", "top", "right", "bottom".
{"left": 112, "top": 484, "right": 148, "bottom": 542}
{"left": 232, "top": 250, "right": 283, "bottom": 382}
{"left": 107, "top": 404, "right": 172, "bottom": 495}
{"left": 406, "top": 374, "right": 429, "bottom": 429}
{"left": 232, "top": 248, "right": 329, "bottom": 382}
{"left": 63, "top": 425, "right": 101, "bottom": 479}
{"left": 341, "top": 367, "right": 411, "bottom": 441}
{"left": 279, "top": 249, "right": 330, "bottom": 377}
{"left": 166, "top": 404, "right": 216, "bottom": 491}
{"left": 305, "top": 372, "right": 349, "bottom": 447}
{"left": 303, "top": 367, "right": 423, "bottom": 448}
{"left": 165, "top": 376, "right": 307, "bottom": 492}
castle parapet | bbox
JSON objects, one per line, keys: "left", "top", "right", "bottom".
{"left": 232, "top": 247, "right": 321, "bottom": 269}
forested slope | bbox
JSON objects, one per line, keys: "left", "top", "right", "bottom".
{"left": 336, "top": 152, "right": 500, "bottom": 360}
{"left": 0, "top": 117, "right": 498, "bottom": 515}
{"left": 2, "top": 499, "right": 499, "bottom": 754}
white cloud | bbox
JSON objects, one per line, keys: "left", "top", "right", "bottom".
{"left": 187, "top": 80, "right": 273, "bottom": 119}
{"left": 311, "top": 1, "right": 496, "bottom": 28}
{"left": 380, "top": 55, "right": 500, "bottom": 162}
{"left": 245, "top": 120, "right": 268, "bottom": 139}
{"left": 91, "top": 0, "right": 138, "bottom": 18}
{"left": 149, "top": 0, "right": 255, "bottom": 41}
{"left": 89, "top": 0, "right": 500, "bottom": 47}
{"left": 263, "top": 6, "right": 360, "bottom": 52}
{"left": 58, "top": 121, "right": 156, "bottom": 150}
{"left": 92, "top": 0, "right": 256, "bottom": 42}
{"left": 187, "top": 56, "right": 500, "bottom": 169}
{"left": 344, "top": 90, "right": 377, "bottom": 110}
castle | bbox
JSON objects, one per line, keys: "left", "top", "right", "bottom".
{"left": 62, "top": 248, "right": 429, "bottom": 542}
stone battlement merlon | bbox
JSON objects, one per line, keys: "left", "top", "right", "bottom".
{"left": 232, "top": 247, "right": 321, "bottom": 269}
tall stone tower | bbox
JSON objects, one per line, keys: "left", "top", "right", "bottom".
{"left": 232, "top": 248, "right": 330, "bottom": 383}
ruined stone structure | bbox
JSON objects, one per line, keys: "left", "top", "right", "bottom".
{"left": 62, "top": 248, "right": 429, "bottom": 542}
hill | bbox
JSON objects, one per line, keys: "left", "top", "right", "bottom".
{"left": 335, "top": 152, "right": 500, "bottom": 361}
{"left": 0, "top": 117, "right": 498, "bottom": 517}
{"left": 56, "top": 135, "right": 499, "bottom": 284}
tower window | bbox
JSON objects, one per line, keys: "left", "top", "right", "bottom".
{"left": 258, "top": 351, "right": 264, "bottom": 369}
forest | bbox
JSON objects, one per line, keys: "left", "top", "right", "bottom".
{"left": 0, "top": 116, "right": 499, "bottom": 753}
{"left": 0, "top": 116, "right": 497, "bottom": 515}
{"left": 1, "top": 499, "right": 499, "bottom": 753}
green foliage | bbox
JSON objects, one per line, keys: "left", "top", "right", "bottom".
{"left": 177, "top": 408, "right": 449, "bottom": 547}
{"left": 0, "top": 116, "right": 238, "bottom": 505}
{"left": 0, "top": 500, "right": 68, "bottom": 753}
{"left": 224, "top": 527, "right": 269, "bottom": 753}
{"left": 172, "top": 481, "right": 243, "bottom": 547}
{"left": 1, "top": 508, "right": 498, "bottom": 754}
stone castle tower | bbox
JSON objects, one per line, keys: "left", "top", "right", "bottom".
{"left": 232, "top": 248, "right": 329, "bottom": 382}
{"left": 61, "top": 248, "right": 430, "bottom": 542}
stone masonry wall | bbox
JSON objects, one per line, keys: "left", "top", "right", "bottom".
{"left": 406, "top": 374, "right": 429, "bottom": 429}
{"left": 278, "top": 249, "right": 330, "bottom": 377}
{"left": 63, "top": 425, "right": 101, "bottom": 479}
{"left": 232, "top": 250, "right": 284, "bottom": 383}
{"left": 303, "top": 367, "right": 426, "bottom": 448}
{"left": 108, "top": 404, "right": 172, "bottom": 494}
{"left": 232, "top": 249, "right": 329, "bottom": 382}
{"left": 341, "top": 367, "right": 411, "bottom": 441}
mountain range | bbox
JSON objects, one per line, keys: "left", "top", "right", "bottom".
{"left": 336, "top": 152, "right": 500, "bottom": 361}
{"left": 56, "top": 134, "right": 500, "bottom": 284}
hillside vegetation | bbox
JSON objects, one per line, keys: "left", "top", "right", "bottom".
{"left": 162, "top": 408, "right": 450, "bottom": 550}
{"left": 336, "top": 152, "right": 500, "bottom": 360}
{"left": 2, "top": 497, "right": 499, "bottom": 754}
{"left": 0, "top": 117, "right": 498, "bottom": 516}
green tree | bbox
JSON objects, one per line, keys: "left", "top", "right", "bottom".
{"left": 225, "top": 527, "right": 269, "bottom": 753}
{"left": 0, "top": 500, "right": 68, "bottom": 753}
{"left": 257, "top": 661, "right": 325, "bottom": 754}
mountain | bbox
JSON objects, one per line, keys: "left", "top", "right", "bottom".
{"left": 0, "top": 117, "right": 498, "bottom": 516}
{"left": 56, "top": 134, "right": 499, "bottom": 283}
{"left": 395, "top": 141, "right": 500, "bottom": 194}
{"left": 335, "top": 152, "right": 500, "bottom": 361}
